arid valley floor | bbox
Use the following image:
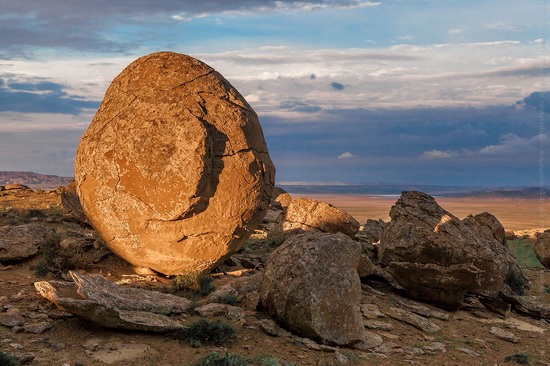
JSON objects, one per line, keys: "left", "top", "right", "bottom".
{"left": 0, "top": 186, "right": 548, "bottom": 366}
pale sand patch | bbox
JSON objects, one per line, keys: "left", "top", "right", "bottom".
{"left": 290, "top": 193, "right": 548, "bottom": 231}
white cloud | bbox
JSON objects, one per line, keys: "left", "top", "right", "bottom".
{"left": 421, "top": 150, "right": 458, "bottom": 159}
{"left": 477, "top": 133, "right": 546, "bottom": 156}
{"left": 337, "top": 152, "right": 354, "bottom": 159}
{"left": 448, "top": 28, "right": 466, "bottom": 35}
{"left": 398, "top": 35, "right": 414, "bottom": 41}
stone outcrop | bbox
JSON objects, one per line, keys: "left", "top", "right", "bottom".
{"left": 270, "top": 187, "right": 292, "bottom": 210}
{"left": 0, "top": 224, "right": 49, "bottom": 261}
{"left": 462, "top": 212, "right": 506, "bottom": 246}
{"left": 74, "top": 52, "right": 275, "bottom": 275}
{"left": 35, "top": 271, "right": 190, "bottom": 332}
{"left": 260, "top": 232, "right": 365, "bottom": 346}
{"left": 61, "top": 181, "right": 89, "bottom": 225}
{"left": 363, "top": 219, "right": 385, "bottom": 243}
{"left": 533, "top": 229, "right": 550, "bottom": 269}
{"left": 379, "top": 191, "right": 513, "bottom": 309}
{"left": 283, "top": 198, "right": 359, "bottom": 238}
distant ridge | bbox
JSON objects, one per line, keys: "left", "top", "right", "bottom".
{"left": 0, "top": 171, "right": 73, "bottom": 188}
{"left": 279, "top": 183, "right": 549, "bottom": 198}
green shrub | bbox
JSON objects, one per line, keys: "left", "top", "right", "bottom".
{"left": 504, "top": 353, "right": 531, "bottom": 364}
{"left": 193, "top": 352, "right": 247, "bottom": 366}
{"left": 173, "top": 271, "right": 214, "bottom": 295}
{"left": 254, "top": 355, "right": 280, "bottom": 366}
{"left": 218, "top": 293, "right": 240, "bottom": 306}
{"left": 32, "top": 229, "right": 84, "bottom": 277}
{"left": 0, "top": 351, "right": 21, "bottom": 366}
{"left": 175, "top": 318, "right": 236, "bottom": 347}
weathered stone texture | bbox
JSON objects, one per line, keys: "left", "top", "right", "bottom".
{"left": 75, "top": 52, "right": 274, "bottom": 275}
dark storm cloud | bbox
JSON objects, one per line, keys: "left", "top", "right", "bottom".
{"left": 1, "top": 1, "right": 376, "bottom": 53}
{"left": 330, "top": 82, "right": 345, "bottom": 91}
{"left": 0, "top": 78, "right": 99, "bottom": 114}
{"left": 518, "top": 91, "right": 550, "bottom": 114}
{"left": 262, "top": 94, "right": 542, "bottom": 186}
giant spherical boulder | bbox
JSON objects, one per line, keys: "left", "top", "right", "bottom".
{"left": 75, "top": 52, "right": 275, "bottom": 275}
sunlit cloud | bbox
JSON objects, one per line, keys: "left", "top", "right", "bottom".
{"left": 422, "top": 150, "right": 458, "bottom": 159}
{"left": 337, "top": 152, "right": 354, "bottom": 159}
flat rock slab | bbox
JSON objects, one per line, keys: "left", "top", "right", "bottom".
{"left": 387, "top": 307, "right": 441, "bottom": 333}
{"left": 35, "top": 271, "right": 190, "bottom": 332}
{"left": 75, "top": 51, "right": 274, "bottom": 275}
{"left": 0, "top": 224, "right": 49, "bottom": 261}
{"left": 490, "top": 326, "right": 520, "bottom": 343}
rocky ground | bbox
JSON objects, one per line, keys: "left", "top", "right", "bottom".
{"left": 0, "top": 186, "right": 548, "bottom": 366}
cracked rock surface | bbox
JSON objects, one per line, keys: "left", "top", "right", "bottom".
{"left": 75, "top": 52, "right": 275, "bottom": 275}
{"left": 379, "top": 191, "right": 518, "bottom": 309}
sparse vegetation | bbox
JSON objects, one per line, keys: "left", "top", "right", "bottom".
{"left": 0, "top": 351, "right": 21, "bottom": 366}
{"left": 253, "top": 355, "right": 279, "bottom": 366}
{"left": 504, "top": 353, "right": 531, "bottom": 364}
{"left": 218, "top": 293, "right": 240, "bottom": 305}
{"left": 172, "top": 271, "right": 215, "bottom": 295}
{"left": 240, "top": 233, "right": 286, "bottom": 255}
{"left": 507, "top": 238, "right": 544, "bottom": 268}
{"left": 193, "top": 352, "right": 247, "bottom": 366}
{"left": 505, "top": 265, "right": 529, "bottom": 296}
{"left": 174, "top": 318, "right": 236, "bottom": 347}
{"left": 32, "top": 229, "right": 84, "bottom": 277}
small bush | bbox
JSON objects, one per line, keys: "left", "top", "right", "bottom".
{"left": 254, "top": 355, "right": 280, "bottom": 366}
{"left": 173, "top": 271, "right": 214, "bottom": 295}
{"left": 218, "top": 293, "right": 240, "bottom": 306}
{"left": 175, "top": 318, "right": 236, "bottom": 347}
{"left": 32, "top": 229, "right": 84, "bottom": 278}
{"left": 0, "top": 351, "right": 21, "bottom": 366}
{"left": 193, "top": 352, "right": 247, "bottom": 366}
{"left": 504, "top": 353, "right": 531, "bottom": 364}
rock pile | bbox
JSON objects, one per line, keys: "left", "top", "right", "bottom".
{"left": 75, "top": 52, "right": 275, "bottom": 275}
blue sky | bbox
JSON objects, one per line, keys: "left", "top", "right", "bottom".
{"left": 0, "top": 0, "right": 548, "bottom": 186}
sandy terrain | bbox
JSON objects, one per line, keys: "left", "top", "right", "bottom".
{"left": 291, "top": 193, "right": 548, "bottom": 232}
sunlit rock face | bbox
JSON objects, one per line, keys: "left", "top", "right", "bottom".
{"left": 75, "top": 52, "right": 274, "bottom": 275}
{"left": 379, "top": 191, "right": 513, "bottom": 309}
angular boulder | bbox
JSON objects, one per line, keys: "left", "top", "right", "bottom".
{"left": 260, "top": 232, "right": 365, "bottom": 346}
{"left": 0, "top": 224, "right": 50, "bottom": 262}
{"left": 283, "top": 198, "right": 359, "bottom": 238}
{"left": 363, "top": 218, "right": 386, "bottom": 243}
{"left": 462, "top": 212, "right": 506, "bottom": 246}
{"left": 379, "top": 192, "right": 512, "bottom": 309}
{"left": 75, "top": 52, "right": 275, "bottom": 275}
{"left": 533, "top": 229, "right": 550, "bottom": 269}
{"left": 270, "top": 187, "right": 292, "bottom": 210}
